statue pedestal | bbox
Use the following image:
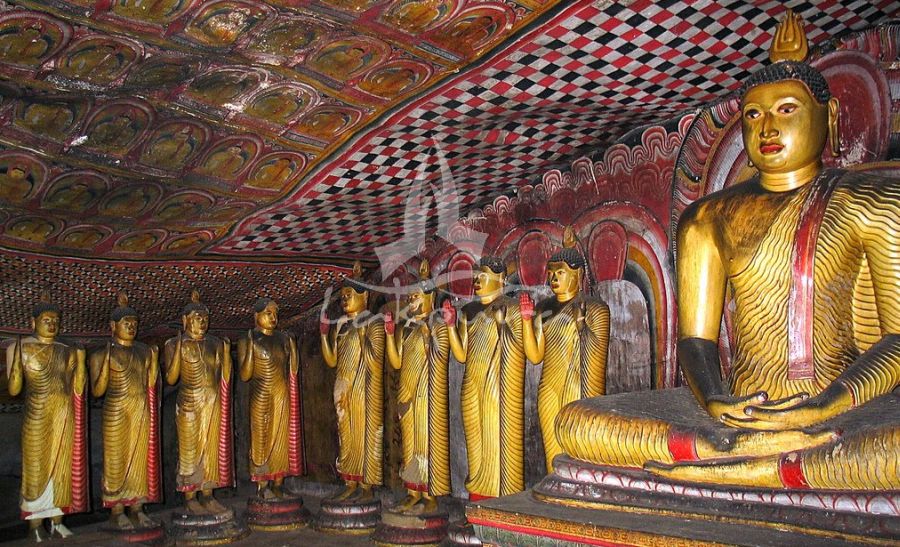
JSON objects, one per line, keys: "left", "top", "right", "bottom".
{"left": 102, "top": 521, "right": 168, "bottom": 545}
{"left": 372, "top": 506, "right": 449, "bottom": 546}
{"left": 315, "top": 496, "right": 382, "bottom": 535}
{"left": 461, "top": 459, "right": 900, "bottom": 547}
{"left": 245, "top": 495, "right": 309, "bottom": 531}
{"left": 441, "top": 518, "right": 482, "bottom": 546}
{"left": 532, "top": 454, "right": 899, "bottom": 544}
{"left": 170, "top": 507, "right": 249, "bottom": 545}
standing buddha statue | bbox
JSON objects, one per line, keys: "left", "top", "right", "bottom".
{"left": 520, "top": 228, "right": 610, "bottom": 471}
{"left": 320, "top": 261, "right": 385, "bottom": 502}
{"left": 90, "top": 292, "right": 161, "bottom": 531}
{"left": 238, "top": 298, "right": 303, "bottom": 498}
{"left": 164, "top": 290, "right": 234, "bottom": 515}
{"left": 443, "top": 256, "right": 527, "bottom": 499}
{"left": 7, "top": 292, "right": 88, "bottom": 541}
{"left": 383, "top": 259, "right": 451, "bottom": 513}
{"left": 552, "top": 10, "right": 898, "bottom": 494}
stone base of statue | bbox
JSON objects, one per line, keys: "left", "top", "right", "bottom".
{"left": 245, "top": 495, "right": 309, "bottom": 531}
{"left": 528, "top": 454, "right": 900, "bottom": 545}
{"left": 170, "top": 507, "right": 249, "bottom": 545}
{"left": 440, "top": 518, "right": 482, "bottom": 546}
{"left": 371, "top": 505, "right": 449, "bottom": 546}
{"left": 467, "top": 489, "right": 900, "bottom": 547}
{"left": 101, "top": 521, "right": 169, "bottom": 545}
{"left": 315, "top": 495, "right": 382, "bottom": 535}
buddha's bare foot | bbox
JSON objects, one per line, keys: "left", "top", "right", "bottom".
{"left": 356, "top": 484, "right": 374, "bottom": 502}
{"left": 201, "top": 496, "right": 228, "bottom": 515}
{"left": 421, "top": 495, "right": 438, "bottom": 514}
{"left": 257, "top": 481, "right": 278, "bottom": 500}
{"left": 393, "top": 492, "right": 420, "bottom": 513}
{"left": 185, "top": 497, "right": 209, "bottom": 516}
{"left": 272, "top": 482, "right": 285, "bottom": 499}
{"left": 111, "top": 512, "right": 134, "bottom": 530}
{"left": 333, "top": 482, "right": 357, "bottom": 502}
{"left": 645, "top": 456, "right": 786, "bottom": 488}
{"left": 48, "top": 520, "right": 73, "bottom": 539}
{"left": 27, "top": 520, "right": 48, "bottom": 542}
{"left": 131, "top": 509, "right": 157, "bottom": 528}
{"left": 699, "top": 428, "right": 839, "bottom": 459}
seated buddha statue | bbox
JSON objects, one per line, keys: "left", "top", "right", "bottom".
{"left": 554, "top": 10, "right": 898, "bottom": 493}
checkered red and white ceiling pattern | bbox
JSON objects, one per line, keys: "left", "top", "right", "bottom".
{"left": 216, "top": 0, "right": 897, "bottom": 260}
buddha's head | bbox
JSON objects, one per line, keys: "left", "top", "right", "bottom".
{"left": 30, "top": 291, "right": 60, "bottom": 341}
{"left": 547, "top": 256, "right": 584, "bottom": 303}
{"left": 740, "top": 10, "right": 840, "bottom": 189}
{"left": 340, "top": 286, "right": 368, "bottom": 315}
{"left": 253, "top": 298, "right": 279, "bottom": 332}
{"left": 181, "top": 290, "right": 210, "bottom": 339}
{"left": 407, "top": 259, "right": 436, "bottom": 318}
{"left": 473, "top": 256, "right": 506, "bottom": 303}
{"left": 110, "top": 291, "right": 138, "bottom": 345}
{"left": 341, "top": 260, "right": 369, "bottom": 316}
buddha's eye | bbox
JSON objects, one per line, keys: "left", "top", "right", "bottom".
{"left": 743, "top": 108, "right": 760, "bottom": 120}
{"left": 778, "top": 103, "right": 797, "bottom": 114}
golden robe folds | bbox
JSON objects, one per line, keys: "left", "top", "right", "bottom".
{"left": 331, "top": 317, "right": 385, "bottom": 485}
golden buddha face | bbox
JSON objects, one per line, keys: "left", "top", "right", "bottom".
{"left": 741, "top": 80, "right": 839, "bottom": 187}
{"left": 473, "top": 266, "right": 504, "bottom": 301}
{"left": 32, "top": 310, "right": 59, "bottom": 340}
{"left": 547, "top": 261, "right": 581, "bottom": 300}
{"left": 340, "top": 286, "right": 368, "bottom": 315}
{"left": 111, "top": 316, "right": 138, "bottom": 344}
{"left": 407, "top": 288, "right": 434, "bottom": 317}
{"left": 183, "top": 310, "right": 209, "bottom": 339}
{"left": 255, "top": 301, "right": 278, "bottom": 331}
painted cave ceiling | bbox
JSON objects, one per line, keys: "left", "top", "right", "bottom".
{"left": 0, "top": 0, "right": 896, "bottom": 335}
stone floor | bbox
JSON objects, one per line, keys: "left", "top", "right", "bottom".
{"left": 0, "top": 481, "right": 464, "bottom": 546}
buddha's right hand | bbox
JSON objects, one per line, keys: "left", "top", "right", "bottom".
{"left": 319, "top": 316, "right": 330, "bottom": 335}
{"left": 384, "top": 312, "right": 395, "bottom": 335}
{"left": 519, "top": 292, "right": 534, "bottom": 320}
{"left": 441, "top": 300, "right": 456, "bottom": 325}
{"left": 705, "top": 392, "right": 769, "bottom": 424}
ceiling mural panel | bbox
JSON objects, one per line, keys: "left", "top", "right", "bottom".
{"left": 0, "top": 0, "right": 561, "bottom": 260}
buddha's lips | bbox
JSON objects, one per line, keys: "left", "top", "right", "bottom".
{"left": 760, "top": 143, "right": 784, "bottom": 154}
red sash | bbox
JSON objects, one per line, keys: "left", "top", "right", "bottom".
{"left": 787, "top": 171, "right": 840, "bottom": 380}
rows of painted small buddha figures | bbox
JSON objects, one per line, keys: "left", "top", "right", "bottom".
{"left": 7, "top": 9, "right": 900, "bottom": 545}
{"left": 6, "top": 236, "right": 610, "bottom": 543}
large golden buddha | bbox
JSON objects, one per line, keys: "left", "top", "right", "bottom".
{"left": 444, "top": 257, "right": 527, "bottom": 499}
{"left": 384, "top": 260, "right": 451, "bottom": 513}
{"left": 555, "top": 11, "right": 898, "bottom": 492}
{"left": 320, "top": 261, "right": 385, "bottom": 501}
{"left": 90, "top": 292, "right": 160, "bottom": 530}
{"left": 521, "top": 228, "right": 609, "bottom": 471}
{"left": 7, "top": 293, "right": 88, "bottom": 541}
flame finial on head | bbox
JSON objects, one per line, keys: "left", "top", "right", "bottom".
{"left": 550, "top": 227, "right": 586, "bottom": 270}
{"left": 181, "top": 288, "right": 209, "bottom": 316}
{"left": 31, "top": 290, "right": 60, "bottom": 318}
{"left": 562, "top": 226, "right": 577, "bottom": 249}
{"left": 344, "top": 260, "right": 368, "bottom": 292}
{"left": 111, "top": 290, "right": 138, "bottom": 321}
{"left": 769, "top": 9, "right": 809, "bottom": 64}
{"left": 418, "top": 259, "right": 431, "bottom": 281}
